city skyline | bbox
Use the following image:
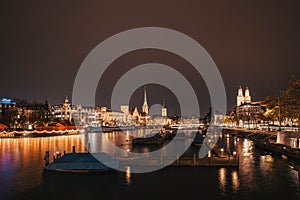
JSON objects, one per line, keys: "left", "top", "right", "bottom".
{"left": 1, "top": 1, "right": 300, "bottom": 115}
{"left": 1, "top": 2, "right": 300, "bottom": 199}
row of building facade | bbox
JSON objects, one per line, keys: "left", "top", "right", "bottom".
{"left": 0, "top": 88, "right": 169, "bottom": 129}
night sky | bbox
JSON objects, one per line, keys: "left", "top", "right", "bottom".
{"left": 1, "top": 1, "right": 300, "bottom": 116}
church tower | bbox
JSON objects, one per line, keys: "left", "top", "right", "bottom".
{"left": 237, "top": 86, "right": 244, "bottom": 106}
{"left": 142, "top": 86, "right": 149, "bottom": 114}
{"left": 63, "top": 95, "right": 72, "bottom": 122}
{"left": 244, "top": 86, "right": 251, "bottom": 103}
{"left": 162, "top": 98, "right": 167, "bottom": 117}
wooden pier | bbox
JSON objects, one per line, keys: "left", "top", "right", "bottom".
{"left": 116, "top": 154, "right": 239, "bottom": 168}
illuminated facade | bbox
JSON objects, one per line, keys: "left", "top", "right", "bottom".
{"left": 162, "top": 98, "right": 167, "bottom": 117}
{"left": 52, "top": 96, "right": 72, "bottom": 122}
{"left": 0, "top": 98, "right": 16, "bottom": 121}
{"left": 142, "top": 87, "right": 149, "bottom": 115}
{"left": 237, "top": 86, "right": 251, "bottom": 106}
{"left": 236, "top": 103, "right": 262, "bottom": 116}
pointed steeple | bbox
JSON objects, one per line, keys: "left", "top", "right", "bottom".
{"left": 142, "top": 86, "right": 149, "bottom": 114}
{"left": 238, "top": 85, "right": 243, "bottom": 97}
{"left": 237, "top": 85, "right": 244, "bottom": 106}
{"left": 64, "top": 95, "right": 69, "bottom": 103}
{"left": 143, "top": 86, "right": 147, "bottom": 105}
{"left": 244, "top": 86, "right": 251, "bottom": 103}
{"left": 245, "top": 86, "right": 250, "bottom": 97}
{"left": 162, "top": 98, "right": 167, "bottom": 117}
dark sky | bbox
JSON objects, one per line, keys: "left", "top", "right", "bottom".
{"left": 1, "top": 1, "right": 300, "bottom": 116}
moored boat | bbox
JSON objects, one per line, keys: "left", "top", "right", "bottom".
{"left": 44, "top": 152, "right": 119, "bottom": 173}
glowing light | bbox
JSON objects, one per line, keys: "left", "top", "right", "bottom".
{"left": 208, "top": 150, "right": 211, "bottom": 158}
{"left": 218, "top": 168, "right": 226, "bottom": 191}
{"left": 0, "top": 98, "right": 16, "bottom": 105}
{"left": 231, "top": 171, "right": 240, "bottom": 191}
{"left": 242, "top": 139, "right": 252, "bottom": 155}
{"left": 125, "top": 166, "right": 131, "bottom": 185}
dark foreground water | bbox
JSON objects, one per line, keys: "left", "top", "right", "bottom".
{"left": 0, "top": 131, "right": 300, "bottom": 200}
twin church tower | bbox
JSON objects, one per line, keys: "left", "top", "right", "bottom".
{"left": 237, "top": 86, "right": 252, "bottom": 106}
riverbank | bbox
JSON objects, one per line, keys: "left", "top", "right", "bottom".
{"left": 0, "top": 129, "right": 81, "bottom": 138}
{"left": 223, "top": 128, "right": 300, "bottom": 160}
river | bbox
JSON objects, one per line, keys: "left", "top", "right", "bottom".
{"left": 0, "top": 130, "right": 299, "bottom": 200}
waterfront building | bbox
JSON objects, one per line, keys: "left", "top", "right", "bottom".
{"left": 224, "top": 86, "right": 265, "bottom": 128}
{"left": 51, "top": 96, "right": 73, "bottom": 122}
{"left": 162, "top": 98, "right": 167, "bottom": 117}
{"left": 0, "top": 98, "right": 16, "bottom": 121}
{"left": 126, "top": 87, "right": 152, "bottom": 126}
{"left": 237, "top": 86, "right": 251, "bottom": 106}
{"left": 236, "top": 103, "right": 262, "bottom": 116}
{"left": 72, "top": 105, "right": 98, "bottom": 126}
{"left": 152, "top": 99, "right": 169, "bottom": 126}
{"left": 63, "top": 96, "right": 72, "bottom": 122}
{"left": 120, "top": 105, "right": 130, "bottom": 125}
{"left": 236, "top": 86, "right": 264, "bottom": 127}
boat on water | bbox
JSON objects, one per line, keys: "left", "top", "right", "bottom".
{"left": 84, "top": 125, "right": 141, "bottom": 133}
{"left": 132, "top": 129, "right": 176, "bottom": 145}
{"left": 44, "top": 152, "right": 119, "bottom": 173}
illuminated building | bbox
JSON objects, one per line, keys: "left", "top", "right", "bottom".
{"left": 0, "top": 98, "right": 16, "bottom": 121}
{"left": 52, "top": 96, "right": 73, "bottom": 122}
{"left": 142, "top": 86, "right": 149, "bottom": 115}
{"left": 237, "top": 86, "right": 251, "bottom": 106}
{"left": 162, "top": 98, "right": 167, "bottom": 117}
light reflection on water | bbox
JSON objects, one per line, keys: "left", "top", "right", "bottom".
{"left": 231, "top": 170, "right": 240, "bottom": 192}
{"left": 218, "top": 167, "right": 227, "bottom": 192}
{"left": 0, "top": 130, "right": 300, "bottom": 199}
{"left": 0, "top": 135, "right": 86, "bottom": 199}
{"left": 125, "top": 166, "right": 131, "bottom": 185}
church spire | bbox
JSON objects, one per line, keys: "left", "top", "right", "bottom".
{"left": 237, "top": 86, "right": 244, "bottom": 106}
{"left": 244, "top": 86, "right": 251, "bottom": 103}
{"left": 143, "top": 86, "right": 147, "bottom": 105}
{"left": 162, "top": 98, "right": 167, "bottom": 117}
{"left": 142, "top": 86, "right": 149, "bottom": 114}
